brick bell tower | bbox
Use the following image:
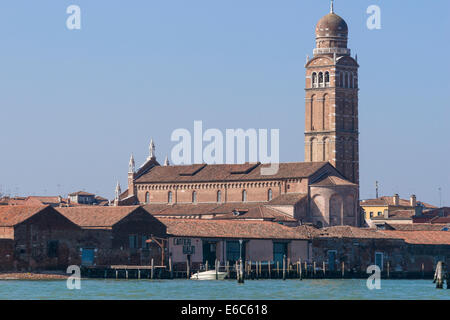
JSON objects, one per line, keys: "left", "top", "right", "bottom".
{"left": 304, "top": 1, "right": 359, "bottom": 185}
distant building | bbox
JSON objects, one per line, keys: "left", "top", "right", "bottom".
{"left": 67, "top": 191, "right": 108, "bottom": 206}
{"left": 360, "top": 194, "right": 436, "bottom": 228}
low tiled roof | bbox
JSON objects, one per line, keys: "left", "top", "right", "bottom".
{"left": 361, "top": 196, "right": 436, "bottom": 208}
{"left": 69, "top": 191, "right": 95, "bottom": 197}
{"left": 371, "top": 209, "right": 415, "bottom": 221}
{"left": 386, "top": 223, "right": 448, "bottom": 231}
{"left": 135, "top": 162, "right": 328, "bottom": 184}
{"left": 268, "top": 193, "right": 307, "bottom": 206}
{"left": 158, "top": 218, "right": 310, "bottom": 240}
{"left": 430, "top": 216, "right": 450, "bottom": 224}
{"left": 316, "top": 226, "right": 395, "bottom": 239}
{"left": 215, "top": 206, "right": 297, "bottom": 222}
{"left": 0, "top": 206, "right": 48, "bottom": 226}
{"left": 144, "top": 202, "right": 297, "bottom": 222}
{"left": 381, "top": 231, "right": 450, "bottom": 245}
{"left": 310, "top": 175, "right": 356, "bottom": 187}
{"left": 56, "top": 206, "right": 141, "bottom": 228}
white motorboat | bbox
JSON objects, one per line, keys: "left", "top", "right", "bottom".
{"left": 190, "top": 270, "right": 227, "bottom": 280}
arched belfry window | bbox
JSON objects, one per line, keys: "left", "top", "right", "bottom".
{"left": 339, "top": 72, "right": 344, "bottom": 88}
{"left": 325, "top": 72, "right": 330, "bottom": 86}
{"left": 192, "top": 191, "right": 197, "bottom": 203}
{"left": 318, "top": 72, "right": 324, "bottom": 87}
{"left": 145, "top": 192, "right": 150, "bottom": 204}
{"left": 217, "top": 190, "right": 222, "bottom": 203}
{"left": 312, "top": 72, "right": 317, "bottom": 88}
{"left": 168, "top": 191, "right": 173, "bottom": 204}
{"left": 268, "top": 189, "right": 273, "bottom": 201}
{"left": 346, "top": 72, "right": 350, "bottom": 88}
{"left": 242, "top": 190, "right": 247, "bottom": 202}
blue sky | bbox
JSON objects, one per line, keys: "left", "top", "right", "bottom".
{"left": 0, "top": 0, "right": 449, "bottom": 205}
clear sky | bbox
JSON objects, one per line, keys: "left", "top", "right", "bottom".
{"left": 0, "top": 0, "right": 449, "bottom": 205}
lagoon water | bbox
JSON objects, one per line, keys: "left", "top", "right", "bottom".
{"left": 0, "top": 279, "right": 449, "bottom": 300}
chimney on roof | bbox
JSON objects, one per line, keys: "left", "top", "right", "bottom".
{"left": 383, "top": 209, "right": 389, "bottom": 219}
{"left": 393, "top": 194, "right": 400, "bottom": 206}
{"left": 410, "top": 194, "right": 417, "bottom": 208}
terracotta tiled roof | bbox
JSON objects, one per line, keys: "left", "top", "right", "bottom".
{"left": 310, "top": 175, "right": 356, "bottom": 187}
{"left": 268, "top": 193, "right": 307, "bottom": 205}
{"left": 56, "top": 206, "right": 142, "bottom": 228}
{"left": 386, "top": 223, "right": 449, "bottom": 231}
{"left": 215, "top": 206, "right": 297, "bottom": 222}
{"left": 317, "top": 226, "right": 395, "bottom": 239}
{"left": 0, "top": 206, "right": 48, "bottom": 226}
{"left": 68, "top": 191, "right": 95, "bottom": 196}
{"left": 135, "top": 162, "right": 329, "bottom": 184}
{"left": 430, "top": 216, "right": 450, "bottom": 224}
{"left": 381, "top": 231, "right": 450, "bottom": 245}
{"left": 158, "top": 218, "right": 309, "bottom": 240}
{"left": 361, "top": 196, "right": 436, "bottom": 208}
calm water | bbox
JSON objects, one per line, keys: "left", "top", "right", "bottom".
{"left": 0, "top": 279, "right": 448, "bottom": 300}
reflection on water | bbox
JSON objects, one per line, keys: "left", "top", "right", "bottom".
{"left": 0, "top": 279, "right": 448, "bottom": 300}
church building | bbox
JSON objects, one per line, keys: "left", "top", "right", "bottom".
{"left": 118, "top": 4, "right": 361, "bottom": 228}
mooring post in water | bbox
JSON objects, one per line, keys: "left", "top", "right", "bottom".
{"left": 138, "top": 269, "right": 141, "bottom": 280}
{"left": 226, "top": 261, "right": 230, "bottom": 279}
{"left": 205, "top": 260, "right": 208, "bottom": 271}
{"left": 299, "top": 259, "right": 302, "bottom": 280}
{"left": 422, "top": 263, "right": 425, "bottom": 279}
{"left": 387, "top": 261, "right": 390, "bottom": 278}
{"left": 169, "top": 257, "right": 173, "bottom": 279}
{"left": 313, "top": 261, "right": 316, "bottom": 278}
{"left": 305, "top": 262, "right": 308, "bottom": 278}
{"left": 104, "top": 269, "right": 107, "bottom": 279}
{"left": 323, "top": 261, "right": 326, "bottom": 277}
{"left": 215, "top": 259, "right": 219, "bottom": 280}
{"left": 115, "top": 270, "right": 118, "bottom": 279}
{"left": 186, "top": 259, "right": 190, "bottom": 279}
{"left": 282, "top": 255, "right": 286, "bottom": 281}
{"left": 238, "top": 259, "right": 245, "bottom": 284}
{"left": 277, "top": 261, "right": 280, "bottom": 278}
{"left": 341, "top": 261, "right": 345, "bottom": 278}
{"left": 151, "top": 258, "right": 154, "bottom": 280}
{"left": 434, "top": 261, "right": 445, "bottom": 289}
{"left": 287, "top": 258, "right": 291, "bottom": 278}
{"left": 126, "top": 269, "right": 128, "bottom": 280}
{"left": 268, "top": 261, "right": 271, "bottom": 279}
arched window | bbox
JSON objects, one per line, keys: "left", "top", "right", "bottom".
{"left": 318, "top": 72, "right": 324, "bottom": 87}
{"left": 325, "top": 71, "right": 330, "bottom": 86}
{"left": 339, "top": 72, "right": 344, "bottom": 88}
{"left": 312, "top": 72, "right": 317, "bottom": 88}
{"left": 268, "top": 189, "right": 273, "bottom": 201}
{"left": 349, "top": 73, "right": 354, "bottom": 88}
{"left": 344, "top": 72, "right": 348, "bottom": 88}
{"left": 217, "top": 190, "right": 222, "bottom": 203}
{"left": 192, "top": 191, "right": 197, "bottom": 203}
{"left": 168, "top": 191, "right": 173, "bottom": 204}
{"left": 346, "top": 72, "right": 350, "bottom": 88}
{"left": 145, "top": 192, "right": 150, "bottom": 204}
{"left": 242, "top": 190, "right": 247, "bottom": 202}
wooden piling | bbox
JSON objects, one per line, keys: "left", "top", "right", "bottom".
{"left": 126, "top": 269, "right": 128, "bottom": 280}
{"left": 323, "top": 261, "right": 326, "bottom": 277}
{"left": 151, "top": 258, "right": 154, "bottom": 279}
{"left": 299, "top": 259, "right": 302, "bottom": 280}
{"left": 277, "top": 261, "right": 280, "bottom": 278}
{"left": 186, "top": 259, "right": 190, "bottom": 279}
{"left": 341, "top": 261, "right": 345, "bottom": 278}
{"left": 205, "top": 260, "right": 209, "bottom": 271}
{"left": 282, "top": 255, "right": 286, "bottom": 281}
{"left": 138, "top": 269, "right": 141, "bottom": 280}
{"left": 387, "top": 261, "right": 390, "bottom": 278}
{"left": 313, "top": 261, "right": 316, "bottom": 278}
{"left": 238, "top": 259, "right": 245, "bottom": 283}
{"left": 268, "top": 261, "right": 271, "bottom": 279}
{"left": 169, "top": 257, "right": 173, "bottom": 279}
{"left": 115, "top": 270, "right": 118, "bottom": 279}
{"left": 235, "top": 261, "right": 239, "bottom": 279}
{"left": 304, "top": 262, "right": 307, "bottom": 278}
{"left": 226, "top": 261, "right": 230, "bottom": 279}
{"left": 215, "top": 260, "right": 219, "bottom": 280}
{"left": 434, "top": 261, "right": 444, "bottom": 289}
{"left": 422, "top": 263, "right": 425, "bottom": 279}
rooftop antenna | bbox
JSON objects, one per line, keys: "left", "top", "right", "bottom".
{"left": 375, "top": 181, "right": 379, "bottom": 199}
{"left": 330, "top": 0, "right": 334, "bottom": 13}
